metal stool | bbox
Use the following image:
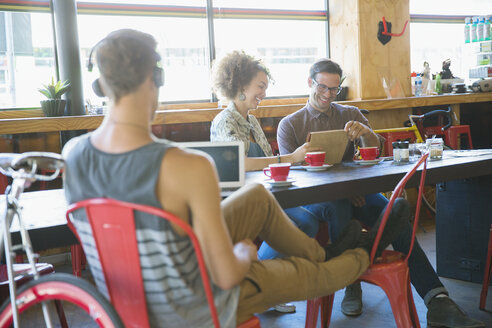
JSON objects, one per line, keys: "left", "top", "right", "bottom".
{"left": 378, "top": 131, "right": 417, "bottom": 156}
{"left": 444, "top": 125, "right": 473, "bottom": 150}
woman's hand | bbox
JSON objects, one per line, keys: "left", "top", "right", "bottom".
{"left": 290, "top": 142, "right": 321, "bottom": 163}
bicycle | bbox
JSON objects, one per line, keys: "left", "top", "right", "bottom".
{"left": 0, "top": 152, "right": 123, "bottom": 328}
{"left": 373, "top": 106, "right": 464, "bottom": 216}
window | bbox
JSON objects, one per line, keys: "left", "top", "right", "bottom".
{"left": 0, "top": 11, "right": 56, "bottom": 108}
{"left": 0, "top": 0, "right": 328, "bottom": 109}
{"left": 77, "top": 14, "right": 210, "bottom": 103}
{"left": 213, "top": 1, "right": 327, "bottom": 98}
{"left": 79, "top": 0, "right": 328, "bottom": 105}
{"left": 410, "top": 23, "right": 467, "bottom": 80}
{"left": 409, "top": 0, "right": 492, "bottom": 81}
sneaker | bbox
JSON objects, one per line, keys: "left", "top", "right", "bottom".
{"left": 273, "top": 303, "right": 296, "bottom": 313}
{"left": 324, "top": 220, "right": 362, "bottom": 261}
{"left": 341, "top": 282, "right": 363, "bottom": 316}
{"left": 427, "top": 297, "right": 485, "bottom": 328}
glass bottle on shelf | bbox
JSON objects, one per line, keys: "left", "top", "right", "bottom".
{"left": 465, "top": 17, "right": 471, "bottom": 44}
{"left": 471, "top": 17, "right": 478, "bottom": 42}
{"left": 484, "top": 16, "right": 491, "bottom": 41}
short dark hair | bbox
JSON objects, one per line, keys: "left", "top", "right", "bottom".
{"left": 95, "top": 29, "right": 158, "bottom": 101}
{"left": 212, "top": 50, "right": 271, "bottom": 100}
{"left": 309, "top": 58, "right": 343, "bottom": 80}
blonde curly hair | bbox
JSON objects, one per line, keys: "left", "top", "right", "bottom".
{"left": 212, "top": 50, "right": 272, "bottom": 100}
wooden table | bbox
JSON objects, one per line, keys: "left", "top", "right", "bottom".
{"left": 1, "top": 188, "right": 76, "bottom": 252}
{"left": 249, "top": 150, "right": 492, "bottom": 209}
{"left": 3, "top": 150, "right": 492, "bottom": 252}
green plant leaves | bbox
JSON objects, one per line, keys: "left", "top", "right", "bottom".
{"left": 38, "top": 77, "right": 71, "bottom": 99}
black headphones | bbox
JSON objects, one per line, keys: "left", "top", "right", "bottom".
{"left": 87, "top": 37, "right": 164, "bottom": 97}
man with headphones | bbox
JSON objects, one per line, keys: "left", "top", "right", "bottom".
{"left": 62, "top": 29, "right": 407, "bottom": 327}
{"left": 86, "top": 32, "right": 164, "bottom": 98}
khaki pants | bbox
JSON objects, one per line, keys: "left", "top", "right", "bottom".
{"left": 221, "top": 183, "right": 370, "bottom": 324}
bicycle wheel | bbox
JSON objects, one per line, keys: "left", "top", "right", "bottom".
{"left": 422, "top": 185, "right": 436, "bottom": 216}
{"left": 0, "top": 273, "right": 124, "bottom": 328}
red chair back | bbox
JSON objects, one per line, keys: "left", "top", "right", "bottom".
{"left": 66, "top": 198, "right": 220, "bottom": 328}
{"left": 369, "top": 153, "right": 429, "bottom": 264}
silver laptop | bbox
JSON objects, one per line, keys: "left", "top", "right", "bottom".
{"left": 179, "top": 141, "right": 245, "bottom": 191}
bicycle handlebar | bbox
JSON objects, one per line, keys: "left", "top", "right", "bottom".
{"left": 407, "top": 106, "right": 453, "bottom": 131}
{"left": 0, "top": 152, "right": 65, "bottom": 181}
{"left": 422, "top": 106, "right": 453, "bottom": 131}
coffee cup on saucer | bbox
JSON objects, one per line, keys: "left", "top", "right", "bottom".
{"left": 305, "top": 152, "right": 326, "bottom": 166}
{"left": 263, "top": 163, "right": 291, "bottom": 181}
{"left": 359, "top": 147, "right": 380, "bottom": 160}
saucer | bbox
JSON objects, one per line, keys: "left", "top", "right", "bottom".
{"left": 265, "top": 177, "right": 295, "bottom": 187}
{"left": 354, "top": 159, "right": 382, "bottom": 165}
{"left": 304, "top": 164, "right": 333, "bottom": 172}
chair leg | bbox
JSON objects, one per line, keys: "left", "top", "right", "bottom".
{"left": 364, "top": 271, "right": 420, "bottom": 328}
{"left": 54, "top": 300, "right": 69, "bottom": 328}
{"left": 479, "top": 225, "right": 492, "bottom": 310}
{"left": 305, "top": 298, "right": 320, "bottom": 328}
{"left": 319, "top": 294, "right": 334, "bottom": 328}
{"left": 70, "top": 245, "right": 83, "bottom": 277}
{"left": 305, "top": 295, "right": 334, "bottom": 328}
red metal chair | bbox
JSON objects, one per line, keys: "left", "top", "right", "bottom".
{"left": 479, "top": 224, "right": 492, "bottom": 311}
{"left": 424, "top": 125, "right": 473, "bottom": 150}
{"left": 305, "top": 153, "right": 429, "bottom": 328}
{"left": 378, "top": 131, "right": 417, "bottom": 156}
{"left": 356, "top": 152, "right": 429, "bottom": 328}
{"left": 444, "top": 125, "right": 473, "bottom": 150}
{"left": 66, "top": 198, "right": 260, "bottom": 328}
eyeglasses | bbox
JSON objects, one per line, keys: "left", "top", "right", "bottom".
{"left": 312, "top": 79, "right": 342, "bottom": 95}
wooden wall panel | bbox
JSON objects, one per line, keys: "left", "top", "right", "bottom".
{"left": 359, "top": 0, "right": 411, "bottom": 99}
{"left": 329, "top": 0, "right": 411, "bottom": 100}
{"left": 328, "top": 0, "right": 361, "bottom": 100}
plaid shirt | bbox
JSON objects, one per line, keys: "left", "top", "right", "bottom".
{"left": 210, "top": 102, "right": 273, "bottom": 157}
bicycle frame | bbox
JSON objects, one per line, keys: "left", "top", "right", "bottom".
{"left": 374, "top": 116, "right": 425, "bottom": 144}
{"left": 374, "top": 106, "right": 455, "bottom": 146}
{"left": 0, "top": 153, "right": 64, "bottom": 328}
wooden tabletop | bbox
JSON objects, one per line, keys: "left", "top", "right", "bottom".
{"left": 3, "top": 149, "right": 492, "bottom": 251}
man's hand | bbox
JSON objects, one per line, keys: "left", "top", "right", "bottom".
{"left": 344, "top": 121, "right": 372, "bottom": 141}
{"left": 291, "top": 142, "right": 321, "bottom": 163}
{"left": 233, "top": 239, "right": 258, "bottom": 261}
{"left": 351, "top": 195, "right": 366, "bottom": 207}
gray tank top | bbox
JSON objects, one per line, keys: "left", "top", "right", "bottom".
{"left": 63, "top": 134, "right": 239, "bottom": 327}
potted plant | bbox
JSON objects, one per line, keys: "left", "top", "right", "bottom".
{"left": 38, "top": 78, "right": 70, "bottom": 117}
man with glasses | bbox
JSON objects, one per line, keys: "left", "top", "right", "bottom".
{"left": 276, "top": 58, "right": 484, "bottom": 328}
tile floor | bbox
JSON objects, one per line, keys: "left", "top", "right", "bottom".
{"left": 19, "top": 217, "right": 492, "bottom": 327}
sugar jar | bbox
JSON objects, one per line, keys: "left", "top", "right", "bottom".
{"left": 426, "top": 138, "right": 443, "bottom": 160}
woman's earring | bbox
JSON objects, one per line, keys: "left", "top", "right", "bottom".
{"left": 239, "top": 93, "right": 246, "bottom": 101}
